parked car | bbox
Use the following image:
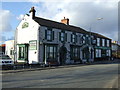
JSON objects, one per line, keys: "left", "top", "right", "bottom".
{"left": 0, "top": 55, "right": 14, "bottom": 66}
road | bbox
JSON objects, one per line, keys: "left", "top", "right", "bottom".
{"left": 2, "top": 63, "right": 119, "bottom": 88}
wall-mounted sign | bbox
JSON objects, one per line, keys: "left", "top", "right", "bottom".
{"left": 29, "top": 40, "right": 37, "bottom": 50}
{"left": 95, "top": 46, "right": 111, "bottom": 50}
{"left": 22, "top": 22, "right": 29, "bottom": 29}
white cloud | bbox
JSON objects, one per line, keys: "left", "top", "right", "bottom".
{"left": 0, "top": 10, "right": 12, "bottom": 32}
{"left": 16, "top": 14, "right": 24, "bottom": 20}
{"left": 31, "top": 1, "right": 118, "bottom": 41}
{"left": 0, "top": 10, "right": 14, "bottom": 44}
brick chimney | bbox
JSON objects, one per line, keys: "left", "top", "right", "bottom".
{"left": 29, "top": 7, "right": 36, "bottom": 19}
{"left": 61, "top": 17, "right": 69, "bottom": 25}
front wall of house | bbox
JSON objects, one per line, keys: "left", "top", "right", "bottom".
{"left": 94, "top": 37, "right": 111, "bottom": 60}
{"left": 39, "top": 26, "right": 96, "bottom": 65}
{"left": 16, "top": 15, "right": 112, "bottom": 64}
{"left": 5, "top": 40, "right": 14, "bottom": 60}
{"left": 16, "top": 15, "right": 40, "bottom": 64}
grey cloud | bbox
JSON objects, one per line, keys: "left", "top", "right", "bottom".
{"left": 32, "top": 1, "right": 118, "bottom": 41}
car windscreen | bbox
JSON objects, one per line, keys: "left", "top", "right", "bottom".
{"left": 0, "top": 55, "right": 11, "bottom": 59}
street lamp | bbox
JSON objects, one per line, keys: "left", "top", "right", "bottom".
{"left": 97, "top": 18, "right": 103, "bottom": 20}
{"left": 89, "top": 17, "right": 103, "bottom": 62}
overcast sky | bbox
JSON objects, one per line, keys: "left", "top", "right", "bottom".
{"left": 0, "top": 0, "right": 119, "bottom": 44}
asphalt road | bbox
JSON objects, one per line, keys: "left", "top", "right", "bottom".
{"left": 2, "top": 63, "right": 119, "bottom": 88}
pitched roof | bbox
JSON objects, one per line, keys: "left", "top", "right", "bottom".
{"left": 34, "top": 17, "right": 87, "bottom": 34}
{"left": 91, "top": 32, "right": 111, "bottom": 40}
{"left": 34, "top": 17, "right": 111, "bottom": 40}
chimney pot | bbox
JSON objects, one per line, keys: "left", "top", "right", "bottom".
{"left": 61, "top": 17, "right": 69, "bottom": 25}
{"left": 29, "top": 6, "right": 36, "bottom": 19}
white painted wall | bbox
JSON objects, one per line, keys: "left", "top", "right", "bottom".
{"left": 39, "top": 26, "right": 88, "bottom": 64}
{"left": 5, "top": 40, "right": 14, "bottom": 60}
{"left": 16, "top": 15, "right": 40, "bottom": 64}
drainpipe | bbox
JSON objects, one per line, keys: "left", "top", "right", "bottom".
{"left": 14, "top": 28, "right": 18, "bottom": 64}
{"left": 37, "top": 26, "right": 40, "bottom": 64}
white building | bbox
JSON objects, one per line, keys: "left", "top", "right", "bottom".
{"left": 15, "top": 7, "right": 112, "bottom": 65}
{"left": 5, "top": 40, "right": 15, "bottom": 60}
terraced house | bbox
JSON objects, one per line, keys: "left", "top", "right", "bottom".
{"left": 15, "top": 7, "right": 112, "bottom": 65}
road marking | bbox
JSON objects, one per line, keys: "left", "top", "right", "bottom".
{"left": 40, "top": 80, "right": 44, "bottom": 82}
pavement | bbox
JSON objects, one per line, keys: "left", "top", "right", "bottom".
{"left": 1, "top": 59, "right": 120, "bottom": 74}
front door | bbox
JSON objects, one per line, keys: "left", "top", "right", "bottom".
{"left": 59, "top": 46, "right": 67, "bottom": 65}
{"left": 82, "top": 47, "right": 89, "bottom": 62}
{"left": 18, "top": 44, "right": 29, "bottom": 63}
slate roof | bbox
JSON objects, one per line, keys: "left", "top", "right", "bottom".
{"left": 34, "top": 17, "right": 111, "bottom": 40}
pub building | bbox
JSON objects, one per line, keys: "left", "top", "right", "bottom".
{"left": 15, "top": 7, "right": 111, "bottom": 65}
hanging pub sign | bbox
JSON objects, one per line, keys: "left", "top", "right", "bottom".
{"left": 29, "top": 40, "right": 37, "bottom": 50}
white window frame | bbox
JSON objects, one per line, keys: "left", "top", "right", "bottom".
{"left": 82, "top": 36, "right": 85, "bottom": 44}
{"left": 102, "top": 39, "right": 105, "bottom": 46}
{"left": 99, "top": 49, "right": 101, "bottom": 57}
{"left": 96, "top": 49, "right": 99, "bottom": 58}
{"left": 108, "top": 50, "right": 111, "bottom": 56}
{"left": 61, "top": 32, "right": 64, "bottom": 41}
{"left": 107, "top": 40, "right": 110, "bottom": 47}
{"left": 96, "top": 49, "right": 101, "bottom": 58}
{"left": 97, "top": 38, "right": 100, "bottom": 46}
{"left": 106, "top": 50, "right": 109, "bottom": 56}
{"left": 72, "top": 34, "right": 76, "bottom": 43}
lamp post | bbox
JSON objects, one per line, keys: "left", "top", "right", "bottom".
{"left": 89, "top": 18, "right": 103, "bottom": 63}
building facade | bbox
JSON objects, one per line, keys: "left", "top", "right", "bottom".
{"left": 5, "top": 40, "right": 15, "bottom": 61}
{"left": 15, "top": 7, "right": 112, "bottom": 65}
{"left": 0, "top": 44, "right": 5, "bottom": 55}
{"left": 112, "top": 41, "right": 120, "bottom": 58}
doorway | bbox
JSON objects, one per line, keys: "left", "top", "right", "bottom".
{"left": 18, "top": 44, "right": 29, "bottom": 63}
{"left": 59, "top": 46, "right": 67, "bottom": 65}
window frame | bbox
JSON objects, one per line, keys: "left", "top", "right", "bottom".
{"left": 47, "top": 29, "right": 52, "bottom": 41}
{"left": 97, "top": 38, "right": 100, "bottom": 46}
{"left": 59, "top": 31, "right": 67, "bottom": 42}
{"left": 45, "top": 45, "right": 58, "bottom": 62}
{"left": 102, "top": 39, "right": 105, "bottom": 47}
{"left": 107, "top": 40, "right": 110, "bottom": 47}
{"left": 45, "top": 28, "right": 54, "bottom": 41}
{"left": 70, "top": 46, "right": 80, "bottom": 60}
{"left": 71, "top": 33, "right": 77, "bottom": 43}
